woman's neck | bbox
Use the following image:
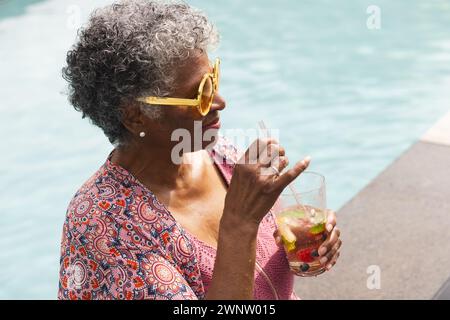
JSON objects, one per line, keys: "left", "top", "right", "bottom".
{"left": 111, "top": 140, "right": 209, "bottom": 196}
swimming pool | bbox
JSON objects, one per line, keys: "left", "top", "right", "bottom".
{"left": 1, "top": 0, "right": 449, "bottom": 299}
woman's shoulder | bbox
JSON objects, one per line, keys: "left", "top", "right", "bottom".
{"left": 65, "top": 162, "right": 117, "bottom": 216}
{"left": 65, "top": 167, "right": 104, "bottom": 222}
{"left": 59, "top": 161, "right": 203, "bottom": 300}
{"left": 64, "top": 161, "right": 147, "bottom": 243}
{"left": 63, "top": 158, "right": 184, "bottom": 252}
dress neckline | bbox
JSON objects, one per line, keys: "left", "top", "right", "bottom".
{"left": 105, "top": 141, "right": 233, "bottom": 252}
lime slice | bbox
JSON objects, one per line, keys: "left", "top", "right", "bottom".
{"left": 281, "top": 210, "right": 305, "bottom": 219}
{"left": 309, "top": 222, "right": 326, "bottom": 235}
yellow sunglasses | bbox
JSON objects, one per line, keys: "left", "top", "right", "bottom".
{"left": 137, "top": 58, "right": 220, "bottom": 116}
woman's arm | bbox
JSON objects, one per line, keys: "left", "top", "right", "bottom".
{"left": 206, "top": 138, "right": 311, "bottom": 299}
{"left": 206, "top": 216, "right": 259, "bottom": 299}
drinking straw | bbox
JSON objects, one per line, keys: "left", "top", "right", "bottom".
{"left": 258, "top": 120, "right": 304, "bottom": 208}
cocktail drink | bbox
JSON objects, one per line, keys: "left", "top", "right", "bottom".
{"left": 274, "top": 172, "right": 327, "bottom": 277}
{"left": 277, "top": 205, "right": 327, "bottom": 276}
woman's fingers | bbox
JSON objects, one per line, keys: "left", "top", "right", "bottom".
{"left": 321, "top": 239, "right": 342, "bottom": 266}
{"left": 268, "top": 156, "right": 289, "bottom": 175}
{"left": 271, "top": 156, "right": 311, "bottom": 191}
{"left": 243, "top": 138, "right": 278, "bottom": 164}
{"left": 326, "top": 210, "right": 337, "bottom": 233}
{"left": 259, "top": 143, "right": 283, "bottom": 167}
{"left": 326, "top": 251, "right": 340, "bottom": 271}
{"left": 273, "top": 229, "right": 283, "bottom": 247}
{"left": 241, "top": 138, "right": 310, "bottom": 191}
{"left": 265, "top": 143, "right": 285, "bottom": 158}
{"left": 317, "top": 210, "right": 340, "bottom": 269}
{"left": 318, "top": 226, "right": 340, "bottom": 256}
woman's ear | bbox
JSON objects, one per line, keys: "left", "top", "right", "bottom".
{"left": 120, "top": 103, "right": 147, "bottom": 137}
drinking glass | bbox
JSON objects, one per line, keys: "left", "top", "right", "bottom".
{"left": 274, "top": 172, "right": 328, "bottom": 277}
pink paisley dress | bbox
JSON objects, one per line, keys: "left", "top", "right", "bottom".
{"left": 58, "top": 136, "right": 299, "bottom": 300}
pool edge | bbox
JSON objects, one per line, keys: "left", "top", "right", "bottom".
{"left": 294, "top": 112, "right": 450, "bottom": 299}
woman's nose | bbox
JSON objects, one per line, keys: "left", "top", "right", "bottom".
{"left": 210, "top": 93, "right": 226, "bottom": 112}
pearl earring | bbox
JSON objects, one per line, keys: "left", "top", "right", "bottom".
{"left": 139, "top": 131, "right": 146, "bottom": 138}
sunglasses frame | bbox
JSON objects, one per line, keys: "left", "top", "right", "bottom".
{"left": 137, "top": 58, "right": 220, "bottom": 116}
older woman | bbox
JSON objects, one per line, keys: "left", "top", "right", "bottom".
{"left": 58, "top": 0, "right": 341, "bottom": 300}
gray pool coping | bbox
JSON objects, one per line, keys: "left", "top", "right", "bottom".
{"left": 294, "top": 112, "right": 450, "bottom": 299}
{"left": 434, "top": 277, "right": 450, "bottom": 300}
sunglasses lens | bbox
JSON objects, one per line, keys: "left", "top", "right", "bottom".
{"left": 200, "top": 76, "right": 213, "bottom": 115}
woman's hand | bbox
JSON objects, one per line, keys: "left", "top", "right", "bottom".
{"left": 274, "top": 210, "right": 342, "bottom": 272}
{"left": 317, "top": 210, "right": 341, "bottom": 271}
{"left": 222, "top": 138, "right": 311, "bottom": 229}
{"left": 209, "top": 138, "right": 310, "bottom": 299}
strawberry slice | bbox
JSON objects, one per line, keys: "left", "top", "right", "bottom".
{"left": 296, "top": 247, "right": 316, "bottom": 263}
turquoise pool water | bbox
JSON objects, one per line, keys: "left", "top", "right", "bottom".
{"left": 1, "top": 0, "right": 449, "bottom": 299}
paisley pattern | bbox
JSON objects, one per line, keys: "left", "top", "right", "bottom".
{"left": 58, "top": 135, "right": 299, "bottom": 300}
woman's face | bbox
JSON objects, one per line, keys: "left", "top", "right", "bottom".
{"left": 144, "top": 52, "right": 226, "bottom": 151}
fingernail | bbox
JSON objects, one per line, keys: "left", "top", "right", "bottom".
{"left": 304, "top": 155, "right": 311, "bottom": 163}
{"left": 320, "top": 257, "right": 328, "bottom": 265}
{"left": 319, "top": 247, "right": 327, "bottom": 256}
{"left": 326, "top": 224, "right": 333, "bottom": 232}
{"left": 326, "top": 264, "right": 332, "bottom": 270}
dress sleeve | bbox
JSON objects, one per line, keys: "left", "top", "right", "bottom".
{"left": 58, "top": 212, "right": 199, "bottom": 300}
{"left": 104, "top": 247, "right": 199, "bottom": 300}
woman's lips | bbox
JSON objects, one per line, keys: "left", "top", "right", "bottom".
{"left": 202, "top": 117, "right": 221, "bottom": 129}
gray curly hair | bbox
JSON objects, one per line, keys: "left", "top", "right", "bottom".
{"left": 63, "top": 0, "right": 219, "bottom": 145}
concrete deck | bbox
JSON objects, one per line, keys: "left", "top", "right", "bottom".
{"left": 294, "top": 112, "right": 450, "bottom": 299}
